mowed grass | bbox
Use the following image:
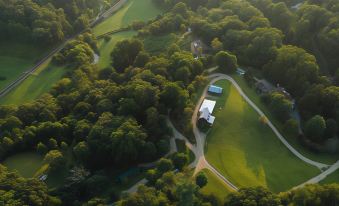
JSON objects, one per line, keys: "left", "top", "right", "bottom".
{"left": 93, "top": 0, "right": 163, "bottom": 36}
{"left": 0, "top": 41, "right": 51, "bottom": 90}
{"left": 205, "top": 80, "right": 319, "bottom": 192}
{"left": 231, "top": 75, "right": 339, "bottom": 164}
{"left": 200, "top": 169, "right": 233, "bottom": 203}
{"left": 97, "top": 31, "right": 137, "bottom": 69}
{"left": 2, "top": 152, "right": 44, "bottom": 178}
{"left": 321, "top": 170, "right": 339, "bottom": 184}
{"left": 0, "top": 58, "right": 67, "bottom": 105}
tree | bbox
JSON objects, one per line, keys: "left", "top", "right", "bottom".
{"left": 324, "top": 119, "right": 337, "bottom": 139}
{"left": 37, "top": 142, "right": 48, "bottom": 155}
{"left": 283, "top": 119, "right": 299, "bottom": 137}
{"left": 111, "top": 39, "right": 144, "bottom": 72}
{"left": 263, "top": 45, "right": 319, "bottom": 97}
{"left": 44, "top": 150, "right": 66, "bottom": 172}
{"left": 73, "top": 141, "right": 90, "bottom": 163}
{"left": 269, "top": 92, "right": 292, "bottom": 122}
{"left": 111, "top": 119, "right": 148, "bottom": 165}
{"left": 172, "top": 153, "right": 188, "bottom": 170}
{"left": 214, "top": 51, "right": 238, "bottom": 74}
{"left": 305, "top": 115, "right": 326, "bottom": 142}
{"left": 160, "top": 82, "right": 189, "bottom": 111}
{"left": 211, "top": 38, "right": 223, "bottom": 53}
{"left": 195, "top": 172, "right": 208, "bottom": 188}
{"left": 157, "top": 158, "right": 174, "bottom": 174}
{"left": 225, "top": 187, "right": 282, "bottom": 206}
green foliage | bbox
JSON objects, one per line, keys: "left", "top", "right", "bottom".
{"left": 225, "top": 187, "right": 281, "bottom": 206}
{"left": 305, "top": 115, "right": 326, "bottom": 142}
{"left": 172, "top": 152, "right": 188, "bottom": 170}
{"left": 0, "top": 165, "right": 61, "bottom": 205}
{"left": 215, "top": 51, "right": 238, "bottom": 74}
{"left": 111, "top": 39, "right": 144, "bottom": 72}
{"left": 195, "top": 172, "right": 208, "bottom": 188}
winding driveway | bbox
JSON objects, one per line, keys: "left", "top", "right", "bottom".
{"left": 170, "top": 72, "right": 337, "bottom": 191}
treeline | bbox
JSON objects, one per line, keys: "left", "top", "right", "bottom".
{"left": 2, "top": 158, "right": 338, "bottom": 206}
{"left": 0, "top": 0, "right": 104, "bottom": 44}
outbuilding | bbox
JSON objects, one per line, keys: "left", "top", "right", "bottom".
{"left": 208, "top": 85, "right": 223, "bottom": 95}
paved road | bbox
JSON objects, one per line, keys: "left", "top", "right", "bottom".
{"left": 0, "top": 0, "right": 128, "bottom": 99}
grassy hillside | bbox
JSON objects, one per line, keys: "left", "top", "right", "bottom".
{"left": 231, "top": 75, "right": 339, "bottom": 164}
{"left": 0, "top": 58, "right": 66, "bottom": 105}
{"left": 200, "top": 169, "right": 233, "bottom": 202}
{"left": 0, "top": 41, "right": 51, "bottom": 91}
{"left": 93, "top": 0, "right": 163, "bottom": 36}
{"left": 205, "top": 80, "right": 319, "bottom": 192}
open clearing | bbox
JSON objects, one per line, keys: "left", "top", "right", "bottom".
{"left": 2, "top": 152, "right": 43, "bottom": 178}
{"left": 200, "top": 169, "right": 232, "bottom": 202}
{"left": 205, "top": 80, "right": 319, "bottom": 192}
{"left": 231, "top": 75, "right": 339, "bottom": 164}
{"left": 93, "top": 0, "right": 162, "bottom": 36}
{"left": 0, "top": 41, "right": 51, "bottom": 91}
{"left": 0, "top": 58, "right": 66, "bottom": 105}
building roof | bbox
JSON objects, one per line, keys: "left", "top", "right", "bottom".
{"left": 199, "top": 107, "right": 215, "bottom": 124}
{"left": 199, "top": 99, "right": 216, "bottom": 114}
{"left": 208, "top": 85, "right": 223, "bottom": 94}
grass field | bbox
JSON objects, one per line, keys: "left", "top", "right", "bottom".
{"left": 321, "top": 170, "right": 339, "bottom": 184}
{"left": 200, "top": 169, "right": 233, "bottom": 203}
{"left": 0, "top": 41, "right": 51, "bottom": 91}
{"left": 2, "top": 152, "right": 43, "bottom": 178}
{"left": 93, "top": 0, "right": 163, "bottom": 36}
{"left": 205, "top": 80, "right": 319, "bottom": 192}
{"left": 97, "top": 31, "right": 137, "bottom": 69}
{"left": 231, "top": 75, "right": 339, "bottom": 164}
{"left": 0, "top": 58, "right": 67, "bottom": 105}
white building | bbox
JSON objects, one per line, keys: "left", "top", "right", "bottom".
{"left": 199, "top": 99, "right": 216, "bottom": 125}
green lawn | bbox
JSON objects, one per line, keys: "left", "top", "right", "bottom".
{"left": 0, "top": 41, "right": 51, "bottom": 91}
{"left": 97, "top": 31, "right": 137, "bottom": 69}
{"left": 0, "top": 58, "right": 67, "bottom": 105}
{"left": 205, "top": 80, "right": 319, "bottom": 192}
{"left": 200, "top": 169, "right": 233, "bottom": 203}
{"left": 93, "top": 0, "right": 163, "bottom": 36}
{"left": 231, "top": 74, "right": 339, "bottom": 164}
{"left": 321, "top": 170, "right": 339, "bottom": 184}
{"left": 2, "top": 152, "right": 44, "bottom": 178}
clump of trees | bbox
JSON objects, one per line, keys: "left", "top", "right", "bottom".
{"left": 0, "top": 165, "right": 61, "bottom": 205}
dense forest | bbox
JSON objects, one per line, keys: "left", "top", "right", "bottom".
{"left": 0, "top": 0, "right": 105, "bottom": 43}
{"left": 0, "top": 0, "right": 338, "bottom": 205}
